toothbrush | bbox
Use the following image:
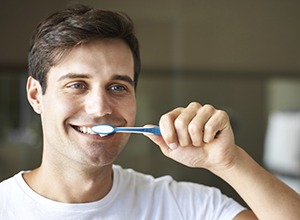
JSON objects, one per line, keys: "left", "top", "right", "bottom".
{"left": 91, "top": 124, "right": 161, "bottom": 136}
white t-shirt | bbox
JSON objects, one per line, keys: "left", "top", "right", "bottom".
{"left": 0, "top": 165, "right": 245, "bottom": 219}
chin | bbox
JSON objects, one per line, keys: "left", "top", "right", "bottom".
{"left": 81, "top": 142, "right": 124, "bottom": 166}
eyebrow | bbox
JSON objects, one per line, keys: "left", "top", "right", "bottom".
{"left": 112, "top": 75, "right": 135, "bottom": 86}
{"left": 58, "top": 73, "right": 89, "bottom": 81}
{"left": 58, "top": 73, "right": 135, "bottom": 86}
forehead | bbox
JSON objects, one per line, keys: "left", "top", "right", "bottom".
{"left": 48, "top": 39, "right": 135, "bottom": 81}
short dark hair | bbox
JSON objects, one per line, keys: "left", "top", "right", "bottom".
{"left": 28, "top": 4, "right": 140, "bottom": 93}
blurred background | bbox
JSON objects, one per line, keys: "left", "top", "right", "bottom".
{"left": 1, "top": 0, "right": 299, "bottom": 206}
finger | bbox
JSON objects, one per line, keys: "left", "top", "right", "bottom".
{"left": 203, "top": 110, "right": 230, "bottom": 143}
{"left": 188, "top": 104, "right": 216, "bottom": 147}
{"left": 159, "top": 107, "right": 183, "bottom": 149}
{"left": 174, "top": 102, "right": 201, "bottom": 147}
{"left": 143, "top": 124, "right": 174, "bottom": 153}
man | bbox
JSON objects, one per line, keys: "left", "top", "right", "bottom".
{"left": 0, "top": 4, "right": 299, "bottom": 219}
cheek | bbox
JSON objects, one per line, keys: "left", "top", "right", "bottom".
{"left": 126, "top": 99, "right": 136, "bottom": 124}
{"left": 42, "top": 93, "right": 79, "bottom": 118}
{"left": 114, "top": 97, "right": 136, "bottom": 124}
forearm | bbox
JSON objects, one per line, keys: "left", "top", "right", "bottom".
{"left": 213, "top": 146, "right": 300, "bottom": 220}
{"left": 152, "top": 102, "right": 300, "bottom": 218}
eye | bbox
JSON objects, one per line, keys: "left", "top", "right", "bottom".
{"left": 67, "top": 82, "right": 87, "bottom": 90}
{"left": 109, "top": 84, "right": 127, "bottom": 92}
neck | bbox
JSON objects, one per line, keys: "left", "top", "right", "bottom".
{"left": 23, "top": 162, "right": 114, "bottom": 203}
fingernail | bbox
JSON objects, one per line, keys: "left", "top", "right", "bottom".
{"left": 168, "top": 143, "right": 178, "bottom": 150}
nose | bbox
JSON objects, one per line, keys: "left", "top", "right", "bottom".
{"left": 85, "top": 89, "right": 112, "bottom": 117}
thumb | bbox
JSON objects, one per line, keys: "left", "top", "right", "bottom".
{"left": 143, "top": 125, "right": 170, "bottom": 154}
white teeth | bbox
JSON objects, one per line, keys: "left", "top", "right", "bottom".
{"left": 77, "top": 126, "right": 96, "bottom": 135}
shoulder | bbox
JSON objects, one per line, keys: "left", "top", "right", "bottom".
{"left": 114, "top": 164, "right": 214, "bottom": 191}
{"left": 0, "top": 173, "right": 19, "bottom": 190}
{"left": 113, "top": 164, "right": 226, "bottom": 203}
{"left": 113, "top": 165, "right": 245, "bottom": 219}
{"left": 0, "top": 171, "right": 26, "bottom": 205}
{"left": 0, "top": 171, "right": 31, "bottom": 195}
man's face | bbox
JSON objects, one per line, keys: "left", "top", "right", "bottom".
{"left": 30, "top": 39, "right": 136, "bottom": 168}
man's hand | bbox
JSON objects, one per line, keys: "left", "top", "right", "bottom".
{"left": 145, "top": 102, "right": 300, "bottom": 219}
{"left": 145, "top": 102, "right": 238, "bottom": 172}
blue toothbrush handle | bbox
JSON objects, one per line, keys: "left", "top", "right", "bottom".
{"left": 143, "top": 126, "right": 161, "bottom": 136}
{"left": 116, "top": 126, "right": 161, "bottom": 136}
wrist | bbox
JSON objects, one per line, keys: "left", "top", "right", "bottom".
{"left": 208, "top": 145, "right": 247, "bottom": 178}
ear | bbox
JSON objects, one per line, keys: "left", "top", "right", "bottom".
{"left": 26, "top": 76, "right": 43, "bottom": 114}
